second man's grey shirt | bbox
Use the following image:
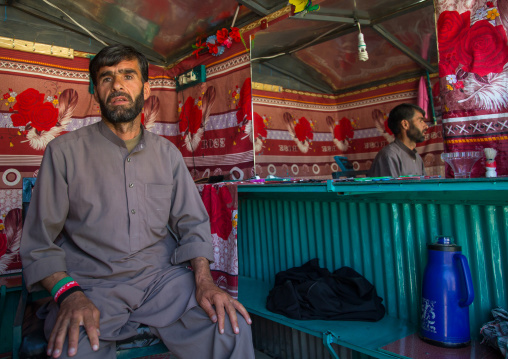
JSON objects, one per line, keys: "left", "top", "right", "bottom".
{"left": 367, "top": 138, "right": 426, "bottom": 177}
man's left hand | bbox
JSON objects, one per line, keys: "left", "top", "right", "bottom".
{"left": 190, "top": 257, "right": 252, "bottom": 334}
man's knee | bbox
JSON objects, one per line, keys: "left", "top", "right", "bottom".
{"left": 52, "top": 339, "right": 116, "bottom": 359}
{"left": 235, "top": 315, "right": 252, "bottom": 337}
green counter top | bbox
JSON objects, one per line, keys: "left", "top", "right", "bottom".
{"left": 238, "top": 178, "right": 508, "bottom": 205}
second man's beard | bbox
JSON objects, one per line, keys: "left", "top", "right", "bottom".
{"left": 407, "top": 121, "right": 425, "bottom": 143}
{"left": 99, "top": 90, "right": 145, "bottom": 124}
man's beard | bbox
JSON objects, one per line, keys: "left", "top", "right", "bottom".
{"left": 99, "top": 90, "right": 145, "bottom": 124}
{"left": 407, "top": 120, "right": 425, "bottom": 143}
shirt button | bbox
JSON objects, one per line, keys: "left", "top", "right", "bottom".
{"left": 131, "top": 209, "right": 136, "bottom": 214}
{"left": 129, "top": 183, "right": 134, "bottom": 188}
{"left": 127, "top": 158, "right": 131, "bottom": 162}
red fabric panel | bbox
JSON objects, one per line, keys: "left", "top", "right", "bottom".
{"left": 436, "top": 0, "right": 508, "bottom": 177}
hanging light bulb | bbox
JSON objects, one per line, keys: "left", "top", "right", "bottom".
{"left": 357, "top": 22, "right": 368, "bottom": 61}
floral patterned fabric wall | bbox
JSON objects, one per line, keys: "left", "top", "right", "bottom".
{"left": 1, "top": 49, "right": 97, "bottom": 274}
{"left": 252, "top": 77, "right": 444, "bottom": 179}
{"left": 437, "top": 0, "right": 508, "bottom": 176}
{"left": 169, "top": 53, "right": 255, "bottom": 181}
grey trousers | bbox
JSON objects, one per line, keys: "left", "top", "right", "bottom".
{"left": 47, "top": 305, "right": 254, "bottom": 359}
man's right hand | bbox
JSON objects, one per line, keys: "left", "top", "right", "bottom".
{"left": 46, "top": 291, "right": 101, "bottom": 358}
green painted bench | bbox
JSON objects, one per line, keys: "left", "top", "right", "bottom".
{"left": 237, "top": 179, "right": 508, "bottom": 358}
{"left": 239, "top": 276, "right": 414, "bottom": 359}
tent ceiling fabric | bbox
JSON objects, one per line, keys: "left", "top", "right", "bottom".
{"left": 3, "top": 0, "right": 279, "bottom": 64}
{"left": 1, "top": 0, "right": 437, "bottom": 93}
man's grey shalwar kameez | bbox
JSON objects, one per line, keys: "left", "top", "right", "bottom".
{"left": 20, "top": 120, "right": 253, "bottom": 359}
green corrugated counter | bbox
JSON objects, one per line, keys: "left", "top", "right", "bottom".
{"left": 237, "top": 178, "right": 508, "bottom": 357}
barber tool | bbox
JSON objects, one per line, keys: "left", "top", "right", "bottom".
{"left": 420, "top": 236, "right": 474, "bottom": 348}
{"left": 484, "top": 148, "right": 497, "bottom": 178}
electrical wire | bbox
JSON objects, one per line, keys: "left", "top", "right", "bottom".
{"left": 41, "top": 0, "right": 108, "bottom": 46}
{"left": 250, "top": 24, "right": 345, "bottom": 62}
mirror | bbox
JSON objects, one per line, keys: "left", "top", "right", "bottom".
{"left": 249, "top": 0, "right": 444, "bottom": 179}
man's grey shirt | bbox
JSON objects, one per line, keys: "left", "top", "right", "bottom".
{"left": 20, "top": 121, "right": 215, "bottom": 338}
{"left": 367, "top": 138, "right": 426, "bottom": 177}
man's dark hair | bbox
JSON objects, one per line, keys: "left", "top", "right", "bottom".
{"left": 387, "top": 103, "right": 425, "bottom": 135}
{"left": 89, "top": 44, "right": 149, "bottom": 87}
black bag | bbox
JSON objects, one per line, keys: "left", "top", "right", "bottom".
{"left": 266, "top": 259, "right": 385, "bottom": 321}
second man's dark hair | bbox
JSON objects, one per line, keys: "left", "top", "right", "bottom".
{"left": 89, "top": 44, "right": 149, "bottom": 87}
{"left": 387, "top": 103, "right": 425, "bottom": 135}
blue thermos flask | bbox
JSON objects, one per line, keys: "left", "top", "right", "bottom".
{"left": 420, "top": 236, "right": 475, "bottom": 347}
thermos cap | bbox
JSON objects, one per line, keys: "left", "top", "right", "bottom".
{"left": 437, "top": 237, "right": 451, "bottom": 245}
{"left": 427, "top": 236, "right": 462, "bottom": 251}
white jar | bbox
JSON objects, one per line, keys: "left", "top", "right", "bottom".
{"left": 486, "top": 163, "right": 497, "bottom": 178}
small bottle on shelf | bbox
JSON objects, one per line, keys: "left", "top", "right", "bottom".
{"left": 485, "top": 161, "right": 497, "bottom": 178}
{"left": 484, "top": 148, "right": 498, "bottom": 178}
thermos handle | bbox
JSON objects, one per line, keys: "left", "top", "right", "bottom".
{"left": 454, "top": 253, "right": 475, "bottom": 307}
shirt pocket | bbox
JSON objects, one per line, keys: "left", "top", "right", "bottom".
{"left": 145, "top": 184, "right": 172, "bottom": 228}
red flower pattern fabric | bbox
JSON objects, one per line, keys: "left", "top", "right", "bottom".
{"left": 437, "top": 1, "right": 508, "bottom": 178}
{"left": 11, "top": 112, "right": 29, "bottom": 127}
{"left": 439, "top": 58, "right": 459, "bottom": 77}
{"left": 384, "top": 118, "right": 393, "bottom": 136}
{"left": 0, "top": 233, "right": 7, "bottom": 257}
{"left": 11, "top": 88, "right": 59, "bottom": 131}
{"left": 201, "top": 185, "right": 233, "bottom": 241}
{"left": 253, "top": 112, "right": 267, "bottom": 139}
{"left": 333, "top": 117, "right": 354, "bottom": 141}
{"left": 457, "top": 20, "right": 508, "bottom": 76}
{"left": 438, "top": 11, "right": 471, "bottom": 56}
{"left": 294, "top": 117, "right": 313, "bottom": 142}
{"left": 30, "top": 102, "right": 59, "bottom": 131}
{"left": 236, "top": 78, "right": 252, "bottom": 126}
{"left": 179, "top": 97, "right": 202, "bottom": 135}
{"left": 12, "top": 88, "right": 45, "bottom": 114}
{"left": 438, "top": 10, "right": 508, "bottom": 77}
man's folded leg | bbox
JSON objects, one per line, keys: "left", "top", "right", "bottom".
{"left": 150, "top": 305, "right": 255, "bottom": 359}
{"left": 42, "top": 300, "right": 117, "bottom": 359}
{"left": 45, "top": 329, "right": 116, "bottom": 359}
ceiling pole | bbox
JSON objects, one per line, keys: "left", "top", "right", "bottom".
{"left": 290, "top": 14, "right": 370, "bottom": 25}
{"left": 262, "top": 62, "right": 333, "bottom": 93}
{"left": 371, "top": 24, "right": 437, "bottom": 73}
{"left": 370, "top": 0, "right": 434, "bottom": 25}
{"left": 236, "top": 0, "right": 285, "bottom": 16}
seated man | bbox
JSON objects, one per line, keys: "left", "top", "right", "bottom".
{"left": 368, "top": 103, "right": 429, "bottom": 177}
{"left": 20, "top": 44, "right": 254, "bottom": 359}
